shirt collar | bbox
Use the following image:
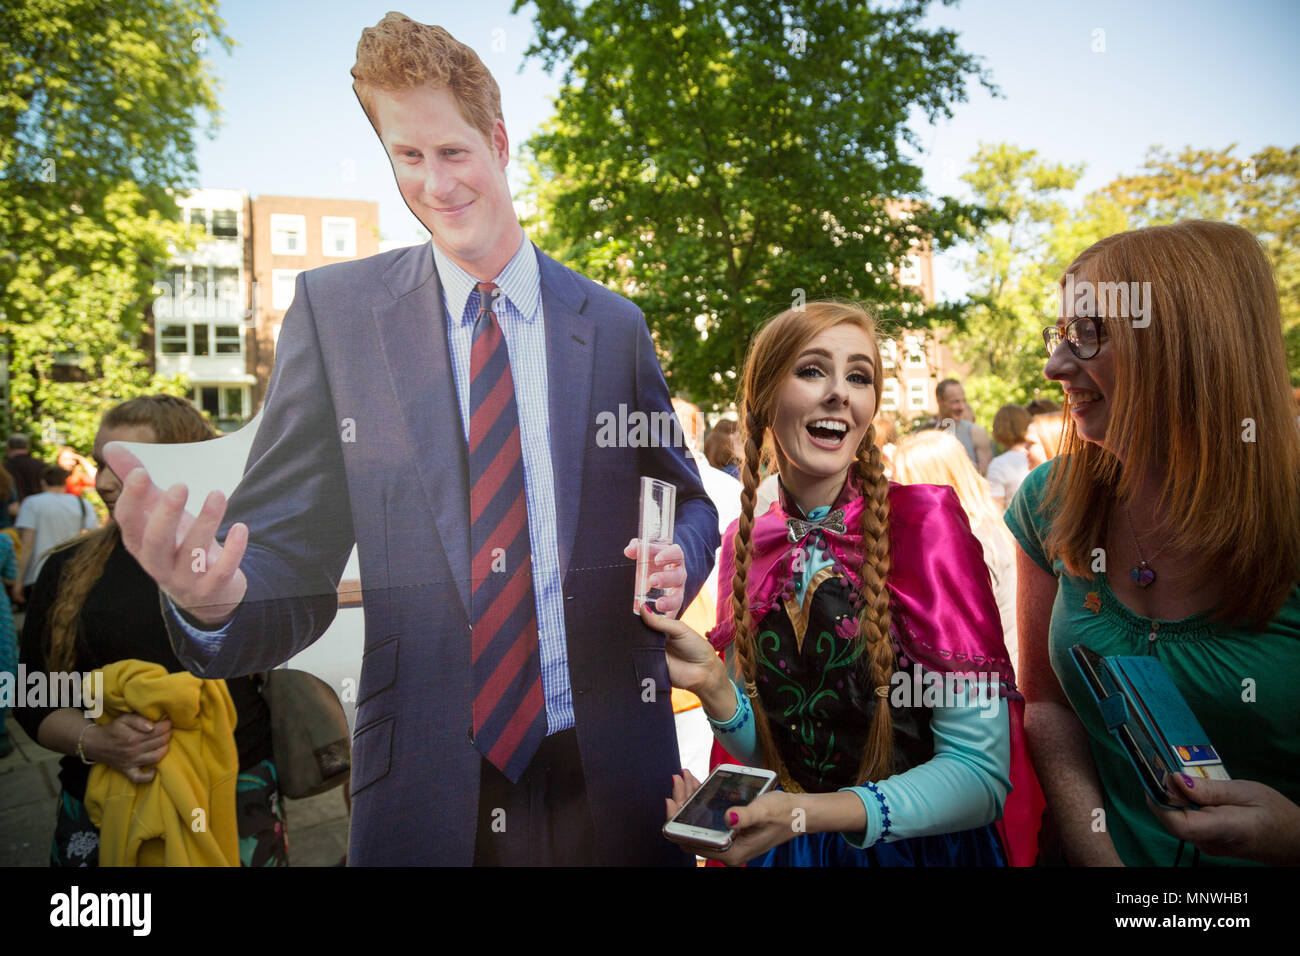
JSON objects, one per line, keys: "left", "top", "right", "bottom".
{"left": 431, "top": 234, "right": 541, "bottom": 326}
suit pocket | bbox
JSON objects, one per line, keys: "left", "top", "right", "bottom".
{"left": 632, "top": 645, "right": 670, "bottom": 698}
{"left": 350, "top": 716, "right": 394, "bottom": 795}
{"left": 357, "top": 635, "right": 399, "bottom": 706}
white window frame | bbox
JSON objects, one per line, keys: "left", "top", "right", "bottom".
{"left": 880, "top": 339, "right": 897, "bottom": 369}
{"left": 321, "top": 216, "right": 357, "bottom": 258}
{"left": 881, "top": 378, "right": 899, "bottom": 412}
{"left": 907, "top": 380, "right": 926, "bottom": 410}
{"left": 270, "top": 214, "right": 306, "bottom": 256}
{"left": 272, "top": 269, "right": 302, "bottom": 310}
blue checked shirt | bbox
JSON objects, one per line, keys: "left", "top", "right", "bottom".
{"left": 434, "top": 237, "right": 575, "bottom": 735}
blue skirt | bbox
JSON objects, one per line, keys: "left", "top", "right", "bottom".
{"left": 748, "top": 823, "right": 1006, "bottom": 867}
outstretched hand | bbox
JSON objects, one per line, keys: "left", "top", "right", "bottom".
{"left": 1148, "top": 774, "right": 1300, "bottom": 865}
{"left": 103, "top": 442, "right": 249, "bottom": 626}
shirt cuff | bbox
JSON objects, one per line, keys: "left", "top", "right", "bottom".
{"left": 160, "top": 591, "right": 230, "bottom": 671}
{"left": 840, "top": 782, "right": 892, "bottom": 849}
{"left": 706, "top": 680, "right": 751, "bottom": 734}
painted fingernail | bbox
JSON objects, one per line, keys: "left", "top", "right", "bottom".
{"left": 727, "top": 811, "right": 739, "bottom": 825}
{"left": 1181, "top": 774, "right": 1195, "bottom": 788}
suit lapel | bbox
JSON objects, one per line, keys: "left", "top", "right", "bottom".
{"left": 372, "top": 244, "right": 472, "bottom": 619}
{"left": 537, "top": 251, "right": 594, "bottom": 585}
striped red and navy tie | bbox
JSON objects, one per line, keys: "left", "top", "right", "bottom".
{"left": 468, "top": 281, "right": 546, "bottom": 782}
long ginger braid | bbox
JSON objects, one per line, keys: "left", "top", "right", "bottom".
{"left": 728, "top": 411, "right": 785, "bottom": 774}
{"left": 851, "top": 426, "right": 896, "bottom": 783}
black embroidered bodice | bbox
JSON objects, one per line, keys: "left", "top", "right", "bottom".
{"left": 753, "top": 574, "right": 934, "bottom": 792}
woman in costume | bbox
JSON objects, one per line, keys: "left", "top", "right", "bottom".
{"left": 642, "top": 301, "right": 1038, "bottom": 866}
{"left": 17, "top": 395, "right": 287, "bottom": 866}
{"left": 1006, "top": 220, "right": 1300, "bottom": 866}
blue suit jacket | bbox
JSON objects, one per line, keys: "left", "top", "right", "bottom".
{"left": 166, "top": 242, "right": 719, "bottom": 865}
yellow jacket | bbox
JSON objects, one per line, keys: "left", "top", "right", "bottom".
{"left": 83, "top": 660, "right": 240, "bottom": 867}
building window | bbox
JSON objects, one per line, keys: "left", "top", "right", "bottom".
{"left": 880, "top": 340, "right": 897, "bottom": 369}
{"left": 192, "top": 324, "right": 210, "bottom": 356}
{"left": 904, "top": 335, "right": 926, "bottom": 368}
{"left": 322, "top": 216, "right": 357, "bottom": 257}
{"left": 270, "top": 214, "right": 306, "bottom": 255}
{"left": 159, "top": 324, "right": 189, "bottom": 354}
{"left": 272, "top": 269, "right": 301, "bottom": 310}
{"left": 212, "top": 209, "right": 239, "bottom": 240}
{"left": 190, "top": 385, "right": 250, "bottom": 430}
{"left": 881, "top": 378, "right": 899, "bottom": 412}
{"left": 213, "top": 267, "right": 241, "bottom": 318}
{"left": 189, "top": 208, "right": 207, "bottom": 231}
{"left": 907, "top": 380, "right": 926, "bottom": 410}
{"left": 215, "top": 325, "right": 242, "bottom": 354}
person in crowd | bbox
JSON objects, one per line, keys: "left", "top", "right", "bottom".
{"left": 935, "top": 379, "right": 992, "bottom": 475}
{"left": 1006, "top": 219, "right": 1300, "bottom": 866}
{"left": 986, "top": 404, "right": 1041, "bottom": 511}
{"left": 1028, "top": 409, "right": 1064, "bottom": 461}
{"left": 105, "top": 14, "right": 717, "bottom": 867}
{"left": 705, "top": 418, "right": 742, "bottom": 479}
{"left": 671, "top": 399, "right": 742, "bottom": 609}
{"left": 1, "top": 466, "right": 17, "bottom": 530}
{"left": 12, "top": 465, "right": 99, "bottom": 605}
{"left": 57, "top": 446, "right": 97, "bottom": 499}
{"left": 871, "top": 413, "right": 898, "bottom": 478}
{"left": 1025, "top": 398, "right": 1061, "bottom": 416}
{"left": 643, "top": 300, "right": 1040, "bottom": 867}
{"left": 16, "top": 395, "right": 286, "bottom": 866}
{"left": 5, "top": 434, "right": 46, "bottom": 502}
{"left": 671, "top": 398, "right": 743, "bottom": 781}
{"left": 0, "top": 529, "right": 17, "bottom": 758}
{"left": 891, "top": 428, "right": 1019, "bottom": 665}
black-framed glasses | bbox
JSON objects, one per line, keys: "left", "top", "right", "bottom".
{"left": 1043, "top": 317, "right": 1106, "bottom": 359}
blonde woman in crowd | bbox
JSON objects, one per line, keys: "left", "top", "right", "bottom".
{"left": 891, "top": 428, "right": 1019, "bottom": 664}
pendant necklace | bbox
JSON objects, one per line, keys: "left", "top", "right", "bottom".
{"left": 1125, "top": 506, "right": 1167, "bottom": 589}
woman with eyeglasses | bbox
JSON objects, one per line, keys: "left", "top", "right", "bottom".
{"left": 1005, "top": 220, "right": 1300, "bottom": 866}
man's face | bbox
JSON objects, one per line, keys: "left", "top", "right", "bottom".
{"left": 939, "top": 384, "right": 969, "bottom": 421}
{"left": 372, "top": 84, "right": 520, "bottom": 278}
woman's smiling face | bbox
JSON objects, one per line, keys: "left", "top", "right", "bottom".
{"left": 1046, "top": 273, "right": 1117, "bottom": 452}
{"left": 770, "top": 323, "right": 878, "bottom": 508}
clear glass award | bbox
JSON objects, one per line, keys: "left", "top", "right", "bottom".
{"left": 634, "top": 477, "right": 676, "bottom": 614}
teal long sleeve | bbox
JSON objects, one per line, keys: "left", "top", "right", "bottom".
{"left": 841, "top": 681, "right": 1011, "bottom": 848}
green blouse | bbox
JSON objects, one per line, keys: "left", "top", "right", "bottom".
{"left": 1005, "top": 460, "right": 1300, "bottom": 866}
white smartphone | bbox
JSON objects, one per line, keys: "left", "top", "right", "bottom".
{"left": 662, "top": 763, "right": 777, "bottom": 851}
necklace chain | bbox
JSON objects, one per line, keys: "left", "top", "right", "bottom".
{"left": 1124, "top": 506, "right": 1168, "bottom": 566}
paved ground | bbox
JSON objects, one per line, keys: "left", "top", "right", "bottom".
{"left": 0, "top": 717, "right": 351, "bottom": 867}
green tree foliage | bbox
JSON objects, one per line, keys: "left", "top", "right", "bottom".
{"left": 0, "top": 0, "right": 232, "bottom": 452}
{"left": 949, "top": 143, "right": 1084, "bottom": 425}
{"left": 513, "top": 0, "right": 995, "bottom": 407}
{"left": 1093, "top": 146, "right": 1300, "bottom": 382}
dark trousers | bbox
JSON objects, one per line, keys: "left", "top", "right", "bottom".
{"left": 473, "top": 728, "right": 598, "bottom": 866}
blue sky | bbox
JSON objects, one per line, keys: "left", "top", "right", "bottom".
{"left": 194, "top": 0, "right": 1300, "bottom": 298}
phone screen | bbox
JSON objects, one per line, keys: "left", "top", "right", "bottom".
{"left": 675, "top": 770, "right": 770, "bottom": 832}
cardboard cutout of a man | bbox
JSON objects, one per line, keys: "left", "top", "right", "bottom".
{"left": 107, "top": 13, "right": 717, "bottom": 866}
